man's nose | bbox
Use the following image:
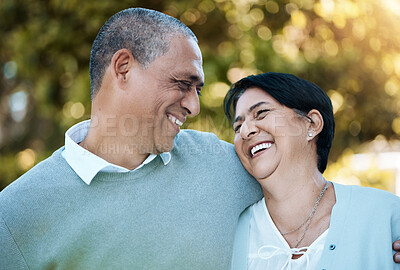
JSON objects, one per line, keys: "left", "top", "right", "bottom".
{"left": 181, "top": 89, "right": 200, "bottom": 117}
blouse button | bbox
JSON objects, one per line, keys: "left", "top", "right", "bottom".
{"left": 329, "top": 244, "right": 336, "bottom": 250}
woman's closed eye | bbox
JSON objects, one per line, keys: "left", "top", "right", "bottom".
{"left": 255, "top": 109, "right": 269, "bottom": 120}
{"left": 233, "top": 124, "right": 242, "bottom": 133}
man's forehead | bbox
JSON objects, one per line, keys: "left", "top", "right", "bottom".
{"left": 168, "top": 36, "right": 202, "bottom": 58}
{"left": 151, "top": 35, "right": 204, "bottom": 83}
{"left": 182, "top": 71, "right": 204, "bottom": 82}
{"left": 170, "top": 58, "right": 204, "bottom": 81}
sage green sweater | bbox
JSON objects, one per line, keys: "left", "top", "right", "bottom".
{"left": 0, "top": 130, "right": 262, "bottom": 269}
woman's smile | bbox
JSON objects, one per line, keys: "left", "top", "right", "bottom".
{"left": 249, "top": 141, "right": 274, "bottom": 158}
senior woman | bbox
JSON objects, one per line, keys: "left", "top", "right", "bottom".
{"left": 224, "top": 72, "right": 400, "bottom": 269}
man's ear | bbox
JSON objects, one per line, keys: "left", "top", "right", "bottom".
{"left": 306, "top": 109, "right": 324, "bottom": 141}
{"left": 110, "top": 49, "right": 135, "bottom": 87}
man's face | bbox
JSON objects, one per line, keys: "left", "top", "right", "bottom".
{"left": 125, "top": 36, "right": 204, "bottom": 154}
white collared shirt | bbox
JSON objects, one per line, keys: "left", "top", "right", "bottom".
{"left": 248, "top": 197, "right": 327, "bottom": 270}
{"left": 61, "top": 120, "right": 171, "bottom": 185}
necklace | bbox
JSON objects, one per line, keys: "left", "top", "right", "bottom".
{"left": 280, "top": 182, "right": 329, "bottom": 248}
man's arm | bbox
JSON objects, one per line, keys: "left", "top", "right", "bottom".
{"left": 394, "top": 240, "right": 400, "bottom": 263}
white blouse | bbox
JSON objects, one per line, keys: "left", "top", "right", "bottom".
{"left": 248, "top": 198, "right": 328, "bottom": 270}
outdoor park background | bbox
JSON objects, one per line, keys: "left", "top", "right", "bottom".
{"left": 1, "top": 0, "right": 400, "bottom": 194}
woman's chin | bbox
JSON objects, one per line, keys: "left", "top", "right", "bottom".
{"left": 249, "top": 169, "right": 273, "bottom": 182}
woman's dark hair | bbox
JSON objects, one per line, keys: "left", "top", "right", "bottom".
{"left": 223, "top": 72, "right": 335, "bottom": 173}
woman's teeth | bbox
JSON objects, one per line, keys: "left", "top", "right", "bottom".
{"left": 251, "top": 142, "right": 272, "bottom": 156}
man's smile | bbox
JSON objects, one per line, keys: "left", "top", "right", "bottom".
{"left": 167, "top": 113, "right": 184, "bottom": 129}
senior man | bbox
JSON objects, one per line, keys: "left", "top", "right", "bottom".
{"left": 1, "top": 8, "right": 400, "bottom": 269}
{"left": 0, "top": 8, "right": 261, "bottom": 269}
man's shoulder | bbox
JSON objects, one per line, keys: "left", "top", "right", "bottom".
{"left": 175, "top": 129, "right": 233, "bottom": 147}
{"left": 175, "top": 129, "right": 229, "bottom": 144}
{"left": 0, "top": 147, "right": 71, "bottom": 202}
{"left": 173, "top": 129, "right": 262, "bottom": 202}
{"left": 174, "top": 129, "right": 234, "bottom": 155}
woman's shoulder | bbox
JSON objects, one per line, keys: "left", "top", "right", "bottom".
{"left": 333, "top": 182, "right": 400, "bottom": 209}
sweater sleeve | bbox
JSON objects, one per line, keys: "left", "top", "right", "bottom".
{"left": 231, "top": 206, "right": 252, "bottom": 270}
{"left": 0, "top": 215, "right": 29, "bottom": 269}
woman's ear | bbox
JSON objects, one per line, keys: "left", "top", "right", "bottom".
{"left": 110, "top": 49, "right": 135, "bottom": 87}
{"left": 306, "top": 109, "right": 324, "bottom": 141}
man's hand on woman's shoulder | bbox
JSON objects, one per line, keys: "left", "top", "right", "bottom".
{"left": 394, "top": 240, "right": 400, "bottom": 262}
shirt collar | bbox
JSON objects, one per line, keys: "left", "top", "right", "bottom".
{"left": 62, "top": 119, "right": 171, "bottom": 185}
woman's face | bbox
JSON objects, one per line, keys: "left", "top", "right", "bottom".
{"left": 233, "top": 87, "right": 311, "bottom": 181}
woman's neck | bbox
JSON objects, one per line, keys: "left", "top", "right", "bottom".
{"left": 260, "top": 165, "right": 325, "bottom": 204}
{"left": 259, "top": 168, "right": 334, "bottom": 248}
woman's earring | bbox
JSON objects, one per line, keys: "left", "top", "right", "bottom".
{"left": 308, "top": 132, "right": 313, "bottom": 137}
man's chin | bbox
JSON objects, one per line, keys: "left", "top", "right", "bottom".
{"left": 154, "top": 141, "right": 175, "bottom": 154}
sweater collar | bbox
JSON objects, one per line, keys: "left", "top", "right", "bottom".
{"left": 61, "top": 120, "right": 171, "bottom": 185}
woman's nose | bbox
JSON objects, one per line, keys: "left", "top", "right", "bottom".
{"left": 240, "top": 120, "right": 258, "bottom": 139}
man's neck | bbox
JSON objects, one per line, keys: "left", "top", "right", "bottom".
{"left": 79, "top": 126, "right": 150, "bottom": 170}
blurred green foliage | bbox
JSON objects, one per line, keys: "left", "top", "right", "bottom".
{"left": 1, "top": 0, "right": 400, "bottom": 191}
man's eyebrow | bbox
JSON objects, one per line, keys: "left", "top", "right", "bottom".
{"left": 176, "top": 73, "right": 204, "bottom": 86}
{"left": 188, "top": 75, "right": 204, "bottom": 87}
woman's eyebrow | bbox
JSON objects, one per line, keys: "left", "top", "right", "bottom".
{"left": 248, "top": 101, "right": 269, "bottom": 113}
{"left": 233, "top": 101, "right": 270, "bottom": 125}
{"left": 233, "top": 115, "right": 243, "bottom": 125}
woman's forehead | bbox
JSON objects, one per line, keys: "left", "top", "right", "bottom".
{"left": 235, "top": 88, "right": 276, "bottom": 111}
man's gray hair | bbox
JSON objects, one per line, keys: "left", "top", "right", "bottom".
{"left": 89, "top": 8, "right": 198, "bottom": 99}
